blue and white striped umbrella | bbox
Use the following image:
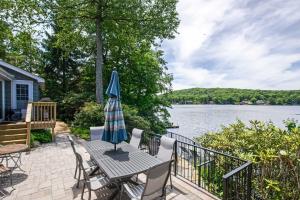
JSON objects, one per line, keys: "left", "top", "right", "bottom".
{"left": 102, "top": 70, "right": 127, "bottom": 150}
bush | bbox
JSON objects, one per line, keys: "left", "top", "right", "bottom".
{"left": 72, "top": 102, "right": 105, "bottom": 129}
{"left": 122, "top": 105, "right": 151, "bottom": 134}
{"left": 31, "top": 129, "right": 52, "bottom": 144}
{"left": 196, "top": 120, "right": 300, "bottom": 200}
{"left": 70, "top": 127, "right": 90, "bottom": 140}
{"left": 58, "top": 92, "right": 95, "bottom": 122}
{"left": 71, "top": 102, "right": 151, "bottom": 140}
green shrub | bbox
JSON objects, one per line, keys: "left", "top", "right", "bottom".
{"left": 31, "top": 129, "right": 52, "bottom": 144}
{"left": 122, "top": 105, "right": 151, "bottom": 134}
{"left": 59, "top": 92, "right": 95, "bottom": 122}
{"left": 71, "top": 102, "right": 151, "bottom": 140}
{"left": 72, "top": 102, "right": 105, "bottom": 129}
{"left": 70, "top": 127, "right": 90, "bottom": 140}
{"left": 196, "top": 120, "right": 300, "bottom": 200}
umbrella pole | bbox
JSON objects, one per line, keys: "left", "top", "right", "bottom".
{"left": 114, "top": 143, "right": 117, "bottom": 151}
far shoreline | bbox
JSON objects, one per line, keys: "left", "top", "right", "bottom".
{"left": 170, "top": 103, "right": 300, "bottom": 106}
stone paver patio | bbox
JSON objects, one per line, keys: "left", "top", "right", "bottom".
{"left": 1, "top": 134, "right": 217, "bottom": 200}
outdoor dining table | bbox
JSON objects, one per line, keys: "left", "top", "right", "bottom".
{"left": 83, "top": 140, "right": 162, "bottom": 181}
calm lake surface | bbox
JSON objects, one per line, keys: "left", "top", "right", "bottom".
{"left": 168, "top": 104, "right": 300, "bottom": 139}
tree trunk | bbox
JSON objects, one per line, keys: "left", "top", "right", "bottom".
{"left": 95, "top": 16, "right": 104, "bottom": 104}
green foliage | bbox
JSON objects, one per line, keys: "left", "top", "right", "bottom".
{"left": 41, "top": 21, "right": 86, "bottom": 101}
{"left": 122, "top": 105, "right": 151, "bottom": 134}
{"left": 70, "top": 127, "right": 90, "bottom": 140}
{"left": 71, "top": 102, "right": 151, "bottom": 139}
{"left": 1, "top": 0, "right": 179, "bottom": 132}
{"left": 31, "top": 129, "right": 52, "bottom": 145}
{"left": 166, "top": 88, "right": 300, "bottom": 105}
{"left": 58, "top": 92, "right": 95, "bottom": 122}
{"left": 283, "top": 118, "right": 299, "bottom": 131}
{"left": 72, "top": 102, "right": 105, "bottom": 129}
{"left": 196, "top": 120, "right": 300, "bottom": 199}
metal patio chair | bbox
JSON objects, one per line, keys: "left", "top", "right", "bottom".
{"left": 76, "top": 152, "right": 113, "bottom": 200}
{"left": 148, "top": 137, "right": 160, "bottom": 156}
{"left": 0, "top": 163, "right": 12, "bottom": 186}
{"left": 0, "top": 163, "right": 13, "bottom": 200}
{"left": 156, "top": 136, "right": 176, "bottom": 189}
{"left": 67, "top": 136, "right": 98, "bottom": 188}
{"left": 120, "top": 160, "right": 173, "bottom": 200}
{"left": 129, "top": 128, "right": 144, "bottom": 149}
{"left": 89, "top": 126, "right": 104, "bottom": 141}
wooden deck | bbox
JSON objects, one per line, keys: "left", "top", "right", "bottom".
{"left": 0, "top": 102, "right": 56, "bottom": 146}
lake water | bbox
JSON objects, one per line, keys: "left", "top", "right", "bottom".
{"left": 168, "top": 104, "right": 300, "bottom": 139}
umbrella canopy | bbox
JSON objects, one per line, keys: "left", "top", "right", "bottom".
{"left": 102, "top": 70, "right": 127, "bottom": 148}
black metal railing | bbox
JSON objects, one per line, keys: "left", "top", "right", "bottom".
{"left": 223, "top": 161, "right": 252, "bottom": 200}
{"left": 142, "top": 131, "right": 252, "bottom": 200}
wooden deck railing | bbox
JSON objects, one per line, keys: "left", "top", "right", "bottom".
{"left": 26, "top": 102, "right": 57, "bottom": 146}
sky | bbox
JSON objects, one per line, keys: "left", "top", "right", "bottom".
{"left": 162, "top": 0, "right": 300, "bottom": 90}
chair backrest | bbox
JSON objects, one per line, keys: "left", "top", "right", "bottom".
{"left": 142, "top": 160, "right": 173, "bottom": 200}
{"left": 148, "top": 136, "right": 160, "bottom": 156}
{"left": 90, "top": 126, "right": 104, "bottom": 141}
{"left": 156, "top": 136, "right": 176, "bottom": 162}
{"left": 67, "top": 135, "right": 77, "bottom": 154}
{"left": 75, "top": 152, "right": 90, "bottom": 182}
{"left": 129, "top": 128, "right": 143, "bottom": 149}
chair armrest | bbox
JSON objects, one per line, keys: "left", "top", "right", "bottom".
{"left": 86, "top": 177, "right": 105, "bottom": 183}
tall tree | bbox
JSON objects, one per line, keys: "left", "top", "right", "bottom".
{"left": 3, "top": 0, "right": 179, "bottom": 131}
{"left": 0, "top": 20, "right": 12, "bottom": 59}
{"left": 52, "top": 0, "right": 179, "bottom": 104}
{"left": 0, "top": 1, "right": 42, "bottom": 71}
{"left": 41, "top": 20, "right": 85, "bottom": 101}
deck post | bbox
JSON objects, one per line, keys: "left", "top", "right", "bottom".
{"left": 26, "top": 103, "right": 33, "bottom": 148}
{"left": 51, "top": 127, "right": 55, "bottom": 142}
{"left": 26, "top": 122, "right": 31, "bottom": 148}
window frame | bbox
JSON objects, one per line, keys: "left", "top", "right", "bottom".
{"left": 12, "top": 80, "right": 33, "bottom": 109}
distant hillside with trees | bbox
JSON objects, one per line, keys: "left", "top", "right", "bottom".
{"left": 165, "top": 88, "right": 300, "bottom": 105}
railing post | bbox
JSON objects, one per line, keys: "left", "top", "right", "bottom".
{"left": 223, "top": 177, "right": 228, "bottom": 200}
{"left": 25, "top": 103, "right": 33, "bottom": 148}
{"left": 198, "top": 165, "right": 201, "bottom": 187}
{"left": 26, "top": 122, "right": 31, "bottom": 147}
{"left": 52, "top": 102, "right": 57, "bottom": 142}
{"left": 247, "top": 163, "right": 252, "bottom": 200}
{"left": 174, "top": 140, "right": 177, "bottom": 176}
{"left": 193, "top": 141, "right": 197, "bottom": 169}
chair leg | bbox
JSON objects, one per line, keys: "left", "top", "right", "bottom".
{"left": 88, "top": 188, "right": 91, "bottom": 200}
{"left": 119, "top": 185, "right": 124, "bottom": 200}
{"left": 74, "top": 164, "right": 78, "bottom": 179}
{"left": 81, "top": 182, "right": 86, "bottom": 200}
{"left": 169, "top": 175, "right": 173, "bottom": 189}
{"left": 10, "top": 170, "right": 12, "bottom": 186}
{"left": 77, "top": 168, "right": 81, "bottom": 188}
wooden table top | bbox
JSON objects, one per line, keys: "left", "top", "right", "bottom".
{"left": 0, "top": 144, "right": 28, "bottom": 155}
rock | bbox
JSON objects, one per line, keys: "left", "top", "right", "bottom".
{"left": 32, "top": 141, "right": 41, "bottom": 148}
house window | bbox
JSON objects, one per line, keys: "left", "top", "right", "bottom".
{"left": 16, "top": 84, "right": 29, "bottom": 100}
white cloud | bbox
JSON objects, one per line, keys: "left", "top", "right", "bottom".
{"left": 163, "top": 0, "right": 300, "bottom": 90}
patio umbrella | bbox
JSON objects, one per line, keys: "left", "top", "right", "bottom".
{"left": 102, "top": 70, "right": 127, "bottom": 151}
